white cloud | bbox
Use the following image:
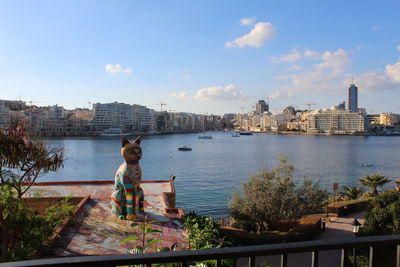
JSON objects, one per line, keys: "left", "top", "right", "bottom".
{"left": 169, "top": 92, "right": 190, "bottom": 99}
{"left": 183, "top": 74, "right": 190, "bottom": 79}
{"left": 279, "top": 49, "right": 302, "bottom": 63}
{"left": 105, "top": 64, "right": 133, "bottom": 74}
{"left": 386, "top": 62, "right": 400, "bottom": 83}
{"left": 269, "top": 91, "right": 294, "bottom": 100}
{"left": 240, "top": 17, "right": 255, "bottom": 25}
{"left": 289, "top": 65, "right": 302, "bottom": 71}
{"left": 315, "top": 49, "right": 351, "bottom": 73}
{"left": 275, "top": 47, "right": 400, "bottom": 95}
{"left": 170, "top": 84, "right": 247, "bottom": 102}
{"left": 371, "top": 25, "right": 381, "bottom": 31}
{"left": 397, "top": 45, "right": 400, "bottom": 51}
{"left": 304, "top": 49, "right": 320, "bottom": 59}
{"left": 225, "top": 22, "right": 276, "bottom": 48}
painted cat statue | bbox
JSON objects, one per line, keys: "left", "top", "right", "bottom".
{"left": 111, "top": 136, "right": 144, "bottom": 220}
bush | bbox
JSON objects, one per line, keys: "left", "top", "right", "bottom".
{"left": 0, "top": 185, "right": 75, "bottom": 262}
{"left": 229, "top": 155, "right": 328, "bottom": 233}
{"left": 361, "top": 190, "right": 400, "bottom": 236}
{"left": 183, "top": 211, "right": 228, "bottom": 250}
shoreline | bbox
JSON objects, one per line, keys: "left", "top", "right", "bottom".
{"left": 29, "top": 129, "right": 400, "bottom": 138}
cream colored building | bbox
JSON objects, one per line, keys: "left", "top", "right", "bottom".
{"left": 307, "top": 110, "right": 366, "bottom": 134}
{"left": 379, "top": 113, "right": 399, "bottom": 126}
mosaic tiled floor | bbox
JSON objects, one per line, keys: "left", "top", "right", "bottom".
{"left": 27, "top": 181, "right": 188, "bottom": 256}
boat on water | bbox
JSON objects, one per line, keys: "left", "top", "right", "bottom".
{"left": 198, "top": 134, "right": 213, "bottom": 139}
{"left": 99, "top": 128, "right": 130, "bottom": 137}
{"left": 232, "top": 132, "right": 240, "bottom": 137}
{"left": 177, "top": 146, "right": 192, "bottom": 151}
{"left": 198, "top": 117, "right": 212, "bottom": 139}
{"left": 239, "top": 131, "right": 253, "bottom": 135}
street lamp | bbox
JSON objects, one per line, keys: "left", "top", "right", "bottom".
{"left": 352, "top": 218, "right": 362, "bottom": 237}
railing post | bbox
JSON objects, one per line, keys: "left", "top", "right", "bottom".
{"left": 311, "top": 251, "right": 319, "bottom": 267}
{"left": 281, "top": 253, "right": 288, "bottom": 267}
{"left": 181, "top": 261, "right": 188, "bottom": 267}
{"left": 341, "top": 248, "right": 348, "bottom": 267}
{"left": 217, "top": 258, "right": 222, "bottom": 267}
{"left": 353, "top": 247, "right": 357, "bottom": 267}
{"left": 397, "top": 244, "right": 400, "bottom": 267}
{"left": 249, "top": 256, "right": 255, "bottom": 267}
{"left": 369, "top": 246, "right": 374, "bottom": 267}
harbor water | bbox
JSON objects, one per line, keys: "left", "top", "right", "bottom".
{"left": 41, "top": 132, "right": 400, "bottom": 217}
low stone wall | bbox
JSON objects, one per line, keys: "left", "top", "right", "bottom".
{"left": 221, "top": 214, "right": 323, "bottom": 246}
{"left": 23, "top": 197, "right": 83, "bottom": 215}
{"left": 327, "top": 198, "right": 371, "bottom": 216}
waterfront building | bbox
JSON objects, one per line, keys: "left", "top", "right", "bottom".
{"left": 47, "top": 105, "right": 66, "bottom": 119}
{"left": 307, "top": 109, "right": 366, "bottom": 134}
{"left": 379, "top": 113, "right": 399, "bottom": 126}
{"left": 28, "top": 108, "right": 47, "bottom": 133}
{"left": 0, "top": 103, "right": 10, "bottom": 128}
{"left": 348, "top": 84, "right": 358, "bottom": 112}
{"left": 256, "top": 100, "right": 269, "bottom": 114}
{"left": 93, "top": 102, "right": 152, "bottom": 132}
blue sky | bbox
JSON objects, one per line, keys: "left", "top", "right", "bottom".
{"left": 0, "top": 0, "right": 399, "bottom": 114}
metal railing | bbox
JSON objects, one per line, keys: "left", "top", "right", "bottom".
{"left": 2, "top": 234, "right": 400, "bottom": 267}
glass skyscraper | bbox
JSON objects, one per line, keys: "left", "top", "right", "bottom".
{"left": 348, "top": 84, "right": 358, "bottom": 112}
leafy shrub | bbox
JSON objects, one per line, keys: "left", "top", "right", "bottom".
{"left": 229, "top": 155, "right": 328, "bottom": 233}
{"left": 361, "top": 190, "right": 400, "bottom": 235}
{"left": 0, "top": 185, "right": 75, "bottom": 262}
{"left": 183, "top": 211, "right": 228, "bottom": 250}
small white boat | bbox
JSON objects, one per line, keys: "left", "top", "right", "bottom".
{"left": 177, "top": 146, "right": 192, "bottom": 151}
{"left": 232, "top": 132, "right": 240, "bottom": 137}
{"left": 99, "top": 128, "right": 130, "bottom": 136}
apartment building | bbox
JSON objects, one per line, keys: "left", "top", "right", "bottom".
{"left": 307, "top": 110, "right": 366, "bottom": 134}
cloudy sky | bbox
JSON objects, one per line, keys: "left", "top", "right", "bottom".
{"left": 0, "top": 0, "right": 399, "bottom": 114}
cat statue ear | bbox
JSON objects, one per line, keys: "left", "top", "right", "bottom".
{"left": 122, "top": 137, "right": 130, "bottom": 147}
{"left": 134, "top": 135, "right": 142, "bottom": 145}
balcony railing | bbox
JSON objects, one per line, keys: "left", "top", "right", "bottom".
{"left": 2, "top": 234, "right": 400, "bottom": 267}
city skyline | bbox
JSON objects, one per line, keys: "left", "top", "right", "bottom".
{"left": 1, "top": 1, "right": 400, "bottom": 114}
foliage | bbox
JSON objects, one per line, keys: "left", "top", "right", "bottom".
{"left": 359, "top": 173, "right": 391, "bottom": 196}
{"left": 0, "top": 126, "right": 64, "bottom": 198}
{"left": 229, "top": 155, "right": 328, "bottom": 233}
{"left": 340, "top": 185, "right": 364, "bottom": 200}
{"left": 0, "top": 185, "right": 75, "bottom": 262}
{"left": 183, "top": 211, "right": 229, "bottom": 250}
{"left": 119, "top": 215, "right": 164, "bottom": 253}
{"left": 360, "top": 190, "right": 400, "bottom": 236}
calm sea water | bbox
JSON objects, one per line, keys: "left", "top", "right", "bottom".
{"left": 41, "top": 132, "right": 400, "bottom": 217}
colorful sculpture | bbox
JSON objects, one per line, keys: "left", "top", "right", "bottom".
{"left": 111, "top": 136, "right": 144, "bottom": 220}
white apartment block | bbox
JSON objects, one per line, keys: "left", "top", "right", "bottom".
{"left": 93, "top": 102, "right": 152, "bottom": 132}
{"left": 307, "top": 110, "right": 366, "bottom": 134}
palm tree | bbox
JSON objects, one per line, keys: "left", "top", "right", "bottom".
{"left": 340, "top": 185, "right": 364, "bottom": 200}
{"left": 359, "top": 174, "right": 391, "bottom": 196}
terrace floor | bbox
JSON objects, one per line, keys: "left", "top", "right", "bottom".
{"left": 27, "top": 181, "right": 188, "bottom": 256}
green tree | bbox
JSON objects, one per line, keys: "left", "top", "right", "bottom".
{"left": 0, "top": 126, "right": 64, "bottom": 198}
{"left": 361, "top": 190, "right": 400, "bottom": 235}
{"left": 359, "top": 174, "right": 391, "bottom": 196}
{"left": 229, "top": 155, "right": 328, "bottom": 233}
{"left": 340, "top": 185, "right": 364, "bottom": 200}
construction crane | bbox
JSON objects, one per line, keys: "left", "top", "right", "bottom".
{"left": 303, "top": 103, "right": 317, "bottom": 111}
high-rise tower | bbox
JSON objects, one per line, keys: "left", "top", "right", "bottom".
{"left": 256, "top": 100, "right": 268, "bottom": 113}
{"left": 348, "top": 83, "right": 358, "bottom": 112}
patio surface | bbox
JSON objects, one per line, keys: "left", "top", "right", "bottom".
{"left": 27, "top": 180, "right": 188, "bottom": 256}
